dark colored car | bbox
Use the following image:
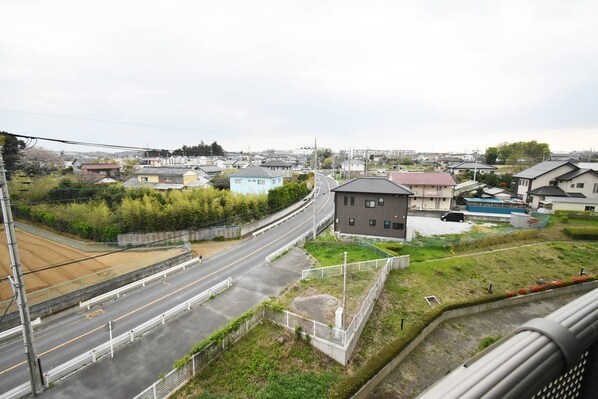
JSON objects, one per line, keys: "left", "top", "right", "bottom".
{"left": 440, "top": 211, "right": 465, "bottom": 222}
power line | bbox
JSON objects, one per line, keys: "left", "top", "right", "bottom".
{"left": 2, "top": 132, "right": 171, "bottom": 152}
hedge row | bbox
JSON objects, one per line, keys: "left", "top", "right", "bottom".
{"left": 563, "top": 227, "right": 598, "bottom": 240}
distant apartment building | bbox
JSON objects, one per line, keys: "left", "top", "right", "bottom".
{"left": 351, "top": 149, "right": 415, "bottom": 158}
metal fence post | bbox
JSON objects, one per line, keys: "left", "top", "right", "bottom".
{"left": 152, "top": 382, "right": 157, "bottom": 399}
{"left": 313, "top": 320, "right": 316, "bottom": 337}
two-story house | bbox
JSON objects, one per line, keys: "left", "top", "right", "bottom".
{"left": 261, "top": 160, "right": 293, "bottom": 178}
{"left": 229, "top": 166, "right": 284, "bottom": 195}
{"left": 513, "top": 161, "right": 598, "bottom": 208}
{"left": 196, "top": 165, "right": 223, "bottom": 180}
{"left": 389, "top": 172, "right": 456, "bottom": 211}
{"left": 331, "top": 177, "right": 412, "bottom": 240}
{"left": 124, "top": 167, "right": 209, "bottom": 190}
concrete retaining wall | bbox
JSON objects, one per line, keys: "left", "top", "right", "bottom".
{"left": 1, "top": 250, "right": 193, "bottom": 329}
{"left": 351, "top": 280, "right": 598, "bottom": 399}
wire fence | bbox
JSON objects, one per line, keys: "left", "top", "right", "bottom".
{"left": 265, "top": 307, "right": 346, "bottom": 346}
{"left": 301, "top": 258, "right": 391, "bottom": 280}
{"left": 133, "top": 309, "right": 264, "bottom": 399}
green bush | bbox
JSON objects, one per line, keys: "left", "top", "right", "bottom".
{"left": 563, "top": 227, "right": 598, "bottom": 240}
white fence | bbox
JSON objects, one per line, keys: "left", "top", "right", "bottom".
{"left": 266, "top": 307, "right": 347, "bottom": 347}
{"left": 301, "top": 258, "right": 390, "bottom": 280}
{"left": 80, "top": 257, "right": 201, "bottom": 310}
{"left": 133, "top": 309, "right": 264, "bottom": 399}
{"left": 265, "top": 214, "right": 333, "bottom": 263}
{"left": 343, "top": 259, "right": 392, "bottom": 350}
{"left": 0, "top": 278, "right": 232, "bottom": 399}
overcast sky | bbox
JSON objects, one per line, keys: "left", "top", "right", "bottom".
{"left": 1, "top": 1, "right": 597, "bottom": 155}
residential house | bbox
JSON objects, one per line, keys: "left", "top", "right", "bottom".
{"left": 229, "top": 166, "right": 284, "bottom": 195}
{"left": 261, "top": 159, "right": 293, "bottom": 178}
{"left": 78, "top": 163, "right": 121, "bottom": 184}
{"left": 513, "top": 161, "right": 598, "bottom": 208}
{"left": 389, "top": 172, "right": 456, "bottom": 211}
{"left": 449, "top": 161, "right": 497, "bottom": 175}
{"left": 541, "top": 197, "right": 598, "bottom": 213}
{"left": 331, "top": 177, "right": 412, "bottom": 240}
{"left": 197, "top": 165, "right": 223, "bottom": 180}
{"left": 123, "top": 167, "right": 209, "bottom": 190}
{"left": 341, "top": 160, "right": 365, "bottom": 173}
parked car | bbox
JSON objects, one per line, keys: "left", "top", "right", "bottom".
{"left": 440, "top": 211, "right": 465, "bottom": 222}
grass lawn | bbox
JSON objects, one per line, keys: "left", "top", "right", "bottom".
{"left": 172, "top": 321, "right": 343, "bottom": 399}
{"left": 303, "top": 241, "right": 388, "bottom": 267}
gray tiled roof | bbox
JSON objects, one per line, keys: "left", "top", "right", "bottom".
{"left": 528, "top": 186, "right": 568, "bottom": 196}
{"left": 513, "top": 161, "right": 576, "bottom": 179}
{"left": 262, "top": 160, "right": 292, "bottom": 167}
{"left": 331, "top": 177, "right": 413, "bottom": 195}
{"left": 545, "top": 196, "right": 596, "bottom": 204}
{"left": 135, "top": 167, "right": 198, "bottom": 176}
{"left": 556, "top": 168, "right": 597, "bottom": 181}
{"left": 198, "top": 165, "right": 223, "bottom": 173}
{"left": 230, "top": 166, "right": 285, "bottom": 178}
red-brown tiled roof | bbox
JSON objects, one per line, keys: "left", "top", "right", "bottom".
{"left": 389, "top": 172, "right": 456, "bottom": 186}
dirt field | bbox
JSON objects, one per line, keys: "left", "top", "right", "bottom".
{"left": 0, "top": 229, "right": 240, "bottom": 306}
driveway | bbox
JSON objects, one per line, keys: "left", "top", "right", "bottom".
{"left": 406, "top": 216, "right": 473, "bottom": 240}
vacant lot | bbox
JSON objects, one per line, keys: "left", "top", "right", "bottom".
{"left": 0, "top": 229, "right": 177, "bottom": 303}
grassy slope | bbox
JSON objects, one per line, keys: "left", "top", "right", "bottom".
{"left": 173, "top": 322, "right": 343, "bottom": 399}
{"left": 171, "top": 219, "right": 598, "bottom": 398}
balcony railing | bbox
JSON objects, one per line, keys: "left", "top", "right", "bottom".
{"left": 417, "top": 287, "right": 598, "bottom": 399}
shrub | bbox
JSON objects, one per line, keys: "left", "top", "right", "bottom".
{"left": 517, "top": 287, "right": 528, "bottom": 295}
{"left": 571, "top": 275, "right": 589, "bottom": 283}
{"left": 563, "top": 227, "right": 598, "bottom": 240}
{"left": 529, "top": 284, "right": 547, "bottom": 293}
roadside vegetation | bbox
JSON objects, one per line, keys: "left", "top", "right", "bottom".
{"left": 172, "top": 216, "right": 598, "bottom": 398}
{"left": 9, "top": 175, "right": 310, "bottom": 242}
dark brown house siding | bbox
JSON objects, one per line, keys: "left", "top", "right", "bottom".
{"left": 333, "top": 192, "right": 409, "bottom": 239}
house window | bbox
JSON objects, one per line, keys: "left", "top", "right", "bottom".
{"left": 349, "top": 218, "right": 355, "bottom": 226}
{"left": 594, "top": 183, "right": 598, "bottom": 194}
{"left": 365, "top": 200, "right": 376, "bottom": 208}
{"left": 344, "top": 196, "right": 348, "bottom": 205}
{"left": 576, "top": 183, "right": 585, "bottom": 188}
{"left": 384, "top": 220, "right": 390, "bottom": 229}
{"left": 140, "top": 177, "right": 148, "bottom": 182}
{"left": 392, "top": 223, "right": 404, "bottom": 230}
{"left": 571, "top": 184, "right": 575, "bottom": 188}
{"left": 258, "top": 179, "right": 265, "bottom": 185}
{"left": 585, "top": 206, "right": 595, "bottom": 212}
{"left": 235, "top": 179, "right": 242, "bottom": 184}
{"left": 413, "top": 197, "right": 417, "bottom": 200}
{"left": 443, "top": 198, "right": 446, "bottom": 201}
{"left": 369, "top": 219, "right": 376, "bottom": 226}
{"left": 549, "top": 180, "right": 557, "bottom": 186}
{"left": 350, "top": 196, "right": 355, "bottom": 206}
{"left": 378, "top": 197, "right": 384, "bottom": 206}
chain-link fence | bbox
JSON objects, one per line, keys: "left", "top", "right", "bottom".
{"left": 302, "top": 257, "right": 392, "bottom": 280}
{"left": 265, "top": 307, "right": 346, "bottom": 346}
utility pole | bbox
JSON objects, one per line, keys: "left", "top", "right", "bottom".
{"left": 312, "top": 138, "right": 317, "bottom": 239}
{"left": 0, "top": 148, "right": 44, "bottom": 395}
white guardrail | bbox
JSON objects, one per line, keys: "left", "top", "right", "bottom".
{"left": 0, "top": 277, "right": 231, "bottom": 399}
{"left": 80, "top": 257, "right": 201, "bottom": 310}
{"left": 252, "top": 191, "right": 317, "bottom": 238}
{"left": 264, "top": 214, "right": 333, "bottom": 263}
{"left": 0, "top": 318, "right": 41, "bottom": 342}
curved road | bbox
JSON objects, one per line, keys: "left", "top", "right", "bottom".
{"left": 0, "top": 174, "right": 336, "bottom": 397}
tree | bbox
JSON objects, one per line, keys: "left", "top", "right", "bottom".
{"left": 19, "top": 147, "right": 63, "bottom": 175}
{"left": 210, "top": 173, "right": 230, "bottom": 190}
{"left": 0, "top": 132, "right": 26, "bottom": 179}
{"left": 484, "top": 147, "right": 499, "bottom": 165}
{"left": 495, "top": 141, "right": 550, "bottom": 165}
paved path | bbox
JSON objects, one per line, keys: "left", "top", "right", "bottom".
{"left": 367, "top": 293, "right": 584, "bottom": 398}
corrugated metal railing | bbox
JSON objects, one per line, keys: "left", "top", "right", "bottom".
{"left": 418, "top": 287, "right": 598, "bottom": 399}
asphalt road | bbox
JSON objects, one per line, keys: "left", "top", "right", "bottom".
{"left": 0, "top": 175, "right": 336, "bottom": 397}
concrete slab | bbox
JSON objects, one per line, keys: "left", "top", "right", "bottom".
{"left": 270, "top": 247, "right": 313, "bottom": 273}
{"left": 203, "top": 286, "right": 266, "bottom": 319}
{"left": 407, "top": 216, "right": 473, "bottom": 240}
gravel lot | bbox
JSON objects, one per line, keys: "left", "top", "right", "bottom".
{"left": 406, "top": 215, "right": 473, "bottom": 239}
